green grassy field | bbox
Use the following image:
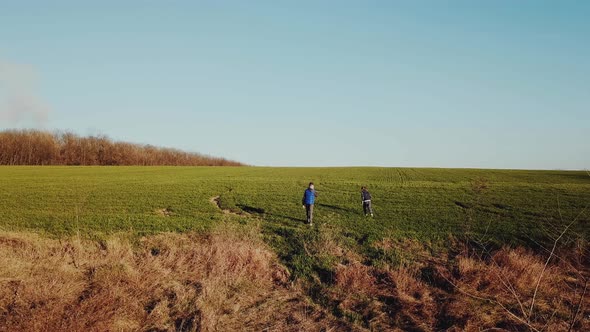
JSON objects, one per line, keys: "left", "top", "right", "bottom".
{"left": 1, "top": 166, "right": 588, "bottom": 247}
{"left": 2, "top": 166, "right": 589, "bottom": 330}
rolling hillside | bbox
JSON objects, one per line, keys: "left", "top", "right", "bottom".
{"left": 1, "top": 166, "right": 588, "bottom": 331}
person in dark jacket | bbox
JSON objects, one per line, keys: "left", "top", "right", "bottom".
{"left": 361, "top": 186, "right": 374, "bottom": 217}
{"left": 302, "top": 182, "right": 318, "bottom": 225}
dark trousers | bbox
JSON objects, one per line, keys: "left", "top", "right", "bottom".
{"left": 305, "top": 204, "right": 314, "bottom": 223}
{"left": 363, "top": 201, "right": 373, "bottom": 215}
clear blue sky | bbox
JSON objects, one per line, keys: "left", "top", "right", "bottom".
{"left": 1, "top": 1, "right": 588, "bottom": 168}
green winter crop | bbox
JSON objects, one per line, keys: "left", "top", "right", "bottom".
{"left": 0, "top": 166, "right": 588, "bottom": 248}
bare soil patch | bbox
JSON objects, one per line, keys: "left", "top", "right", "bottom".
{"left": 155, "top": 208, "right": 174, "bottom": 217}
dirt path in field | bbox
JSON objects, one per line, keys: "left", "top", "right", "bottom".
{"left": 209, "top": 195, "right": 251, "bottom": 217}
{"left": 209, "top": 196, "right": 230, "bottom": 214}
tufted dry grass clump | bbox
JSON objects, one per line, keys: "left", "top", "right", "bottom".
{"left": 333, "top": 261, "right": 437, "bottom": 331}
{"left": 446, "top": 246, "right": 590, "bottom": 331}
{"left": 1, "top": 223, "right": 588, "bottom": 331}
{"left": 328, "top": 238, "right": 589, "bottom": 331}
{"left": 0, "top": 225, "right": 348, "bottom": 332}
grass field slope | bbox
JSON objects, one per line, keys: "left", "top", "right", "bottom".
{"left": 0, "top": 166, "right": 587, "bottom": 243}
{"left": 1, "top": 166, "right": 589, "bottom": 331}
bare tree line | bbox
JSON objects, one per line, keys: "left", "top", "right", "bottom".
{"left": 0, "top": 129, "right": 243, "bottom": 166}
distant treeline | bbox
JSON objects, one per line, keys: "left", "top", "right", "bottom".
{"left": 0, "top": 129, "right": 243, "bottom": 166}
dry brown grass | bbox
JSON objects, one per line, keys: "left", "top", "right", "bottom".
{"left": 448, "top": 247, "right": 590, "bottom": 331}
{"left": 0, "top": 225, "right": 347, "bottom": 332}
{"left": 328, "top": 239, "right": 589, "bottom": 331}
{"left": 1, "top": 226, "right": 588, "bottom": 331}
{"left": 333, "top": 261, "right": 437, "bottom": 331}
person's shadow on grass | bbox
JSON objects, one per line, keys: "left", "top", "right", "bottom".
{"left": 316, "top": 203, "right": 355, "bottom": 214}
{"left": 235, "top": 204, "right": 307, "bottom": 224}
{"left": 236, "top": 204, "right": 265, "bottom": 214}
{"left": 244, "top": 203, "right": 354, "bottom": 224}
{"left": 268, "top": 203, "right": 354, "bottom": 225}
{"left": 263, "top": 211, "right": 307, "bottom": 224}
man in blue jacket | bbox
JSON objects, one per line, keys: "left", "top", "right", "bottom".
{"left": 302, "top": 182, "right": 318, "bottom": 225}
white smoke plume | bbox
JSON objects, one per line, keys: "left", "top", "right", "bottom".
{"left": 0, "top": 60, "right": 51, "bottom": 126}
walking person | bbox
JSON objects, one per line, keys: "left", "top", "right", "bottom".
{"left": 361, "top": 186, "right": 374, "bottom": 217}
{"left": 302, "top": 182, "right": 318, "bottom": 226}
